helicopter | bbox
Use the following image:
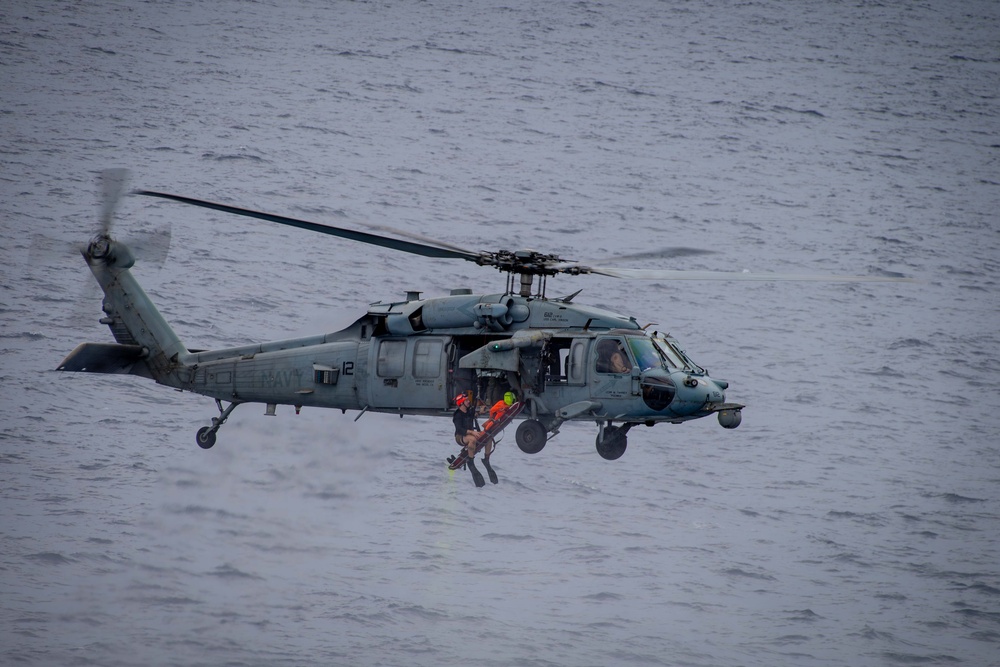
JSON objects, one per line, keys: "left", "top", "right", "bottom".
{"left": 58, "top": 170, "right": 911, "bottom": 461}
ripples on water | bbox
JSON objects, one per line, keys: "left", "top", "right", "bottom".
{"left": 2, "top": 1, "right": 999, "bottom": 666}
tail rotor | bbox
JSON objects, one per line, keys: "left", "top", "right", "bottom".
{"left": 85, "top": 169, "right": 171, "bottom": 268}
{"left": 86, "top": 168, "right": 131, "bottom": 265}
{"left": 31, "top": 169, "right": 172, "bottom": 330}
{"left": 98, "top": 167, "right": 130, "bottom": 237}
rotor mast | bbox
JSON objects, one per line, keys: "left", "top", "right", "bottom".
{"left": 505, "top": 270, "right": 545, "bottom": 298}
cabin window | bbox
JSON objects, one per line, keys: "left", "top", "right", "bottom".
{"left": 377, "top": 340, "right": 406, "bottom": 377}
{"left": 413, "top": 339, "right": 443, "bottom": 378}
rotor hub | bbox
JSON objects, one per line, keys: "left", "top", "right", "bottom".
{"left": 88, "top": 235, "right": 112, "bottom": 260}
{"left": 482, "top": 249, "right": 569, "bottom": 277}
{"left": 479, "top": 249, "right": 580, "bottom": 297}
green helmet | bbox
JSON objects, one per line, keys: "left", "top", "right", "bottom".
{"left": 503, "top": 391, "right": 515, "bottom": 405}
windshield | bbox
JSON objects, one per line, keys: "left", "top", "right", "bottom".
{"left": 627, "top": 337, "right": 666, "bottom": 372}
{"left": 653, "top": 336, "right": 702, "bottom": 373}
{"left": 651, "top": 336, "right": 684, "bottom": 369}
{"left": 675, "top": 342, "right": 704, "bottom": 373}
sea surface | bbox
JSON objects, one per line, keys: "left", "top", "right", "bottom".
{"left": 2, "top": 1, "right": 999, "bottom": 666}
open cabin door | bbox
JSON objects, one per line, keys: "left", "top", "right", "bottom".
{"left": 542, "top": 337, "right": 589, "bottom": 387}
{"left": 368, "top": 336, "right": 450, "bottom": 410}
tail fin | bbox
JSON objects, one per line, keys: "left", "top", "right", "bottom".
{"left": 57, "top": 239, "right": 190, "bottom": 387}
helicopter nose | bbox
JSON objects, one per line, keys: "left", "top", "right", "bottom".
{"left": 669, "top": 373, "right": 726, "bottom": 410}
{"left": 709, "top": 378, "right": 727, "bottom": 402}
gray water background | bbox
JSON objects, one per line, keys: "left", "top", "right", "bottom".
{"left": 2, "top": 1, "right": 999, "bottom": 665}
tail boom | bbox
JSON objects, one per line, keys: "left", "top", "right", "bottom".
{"left": 58, "top": 241, "right": 190, "bottom": 388}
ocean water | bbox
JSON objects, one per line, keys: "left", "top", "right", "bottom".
{"left": 2, "top": 1, "right": 999, "bottom": 665}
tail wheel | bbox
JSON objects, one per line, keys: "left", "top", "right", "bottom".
{"left": 596, "top": 425, "right": 627, "bottom": 460}
{"left": 196, "top": 426, "right": 217, "bottom": 450}
{"left": 515, "top": 419, "right": 547, "bottom": 454}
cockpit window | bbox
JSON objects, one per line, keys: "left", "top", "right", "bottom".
{"left": 653, "top": 336, "right": 703, "bottom": 373}
{"left": 595, "top": 338, "right": 632, "bottom": 374}
{"left": 673, "top": 341, "right": 704, "bottom": 374}
{"left": 652, "top": 336, "right": 687, "bottom": 370}
{"left": 627, "top": 337, "right": 665, "bottom": 372}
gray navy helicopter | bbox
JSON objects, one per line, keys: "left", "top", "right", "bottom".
{"left": 58, "top": 170, "right": 910, "bottom": 462}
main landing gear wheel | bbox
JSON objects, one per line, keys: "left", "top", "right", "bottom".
{"left": 196, "top": 426, "right": 217, "bottom": 450}
{"left": 516, "top": 419, "right": 547, "bottom": 454}
{"left": 596, "top": 425, "right": 628, "bottom": 461}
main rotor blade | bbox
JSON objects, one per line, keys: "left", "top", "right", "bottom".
{"left": 584, "top": 267, "right": 914, "bottom": 282}
{"left": 599, "top": 246, "right": 718, "bottom": 262}
{"left": 134, "top": 190, "right": 483, "bottom": 262}
{"left": 365, "top": 223, "right": 481, "bottom": 256}
{"left": 551, "top": 246, "right": 716, "bottom": 271}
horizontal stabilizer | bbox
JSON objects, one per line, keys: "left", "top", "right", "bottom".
{"left": 57, "top": 343, "right": 147, "bottom": 374}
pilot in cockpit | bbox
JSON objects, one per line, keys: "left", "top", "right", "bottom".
{"left": 597, "top": 339, "right": 632, "bottom": 374}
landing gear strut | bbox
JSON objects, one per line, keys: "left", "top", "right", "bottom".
{"left": 596, "top": 421, "right": 633, "bottom": 460}
{"left": 196, "top": 399, "right": 240, "bottom": 449}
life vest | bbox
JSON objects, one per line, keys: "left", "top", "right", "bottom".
{"left": 482, "top": 399, "right": 511, "bottom": 431}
